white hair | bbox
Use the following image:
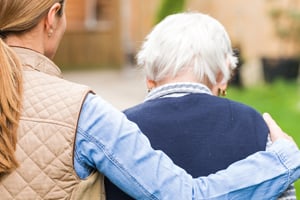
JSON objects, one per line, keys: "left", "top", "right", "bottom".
{"left": 137, "top": 12, "right": 238, "bottom": 85}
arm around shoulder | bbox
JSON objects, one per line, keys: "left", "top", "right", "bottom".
{"left": 192, "top": 139, "right": 300, "bottom": 200}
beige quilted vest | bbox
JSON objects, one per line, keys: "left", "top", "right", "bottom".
{"left": 0, "top": 47, "right": 105, "bottom": 200}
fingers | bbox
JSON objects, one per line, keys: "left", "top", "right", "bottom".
{"left": 263, "top": 113, "right": 295, "bottom": 144}
{"left": 263, "top": 113, "right": 282, "bottom": 140}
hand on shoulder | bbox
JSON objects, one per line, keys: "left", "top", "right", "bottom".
{"left": 263, "top": 113, "right": 297, "bottom": 147}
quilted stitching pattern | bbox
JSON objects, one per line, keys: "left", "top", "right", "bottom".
{"left": 22, "top": 71, "right": 83, "bottom": 126}
{"left": 0, "top": 69, "right": 89, "bottom": 200}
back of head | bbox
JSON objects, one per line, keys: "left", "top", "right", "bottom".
{"left": 0, "top": 0, "right": 64, "bottom": 175}
{"left": 137, "top": 12, "right": 237, "bottom": 85}
{"left": 0, "top": 0, "right": 64, "bottom": 34}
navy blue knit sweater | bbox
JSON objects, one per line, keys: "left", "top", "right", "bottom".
{"left": 105, "top": 93, "right": 269, "bottom": 199}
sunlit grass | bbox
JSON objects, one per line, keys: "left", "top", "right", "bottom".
{"left": 227, "top": 79, "right": 300, "bottom": 198}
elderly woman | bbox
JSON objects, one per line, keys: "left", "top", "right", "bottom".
{"left": 105, "top": 12, "right": 297, "bottom": 199}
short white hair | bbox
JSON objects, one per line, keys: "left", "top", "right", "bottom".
{"left": 137, "top": 12, "right": 238, "bottom": 85}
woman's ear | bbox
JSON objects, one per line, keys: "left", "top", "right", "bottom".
{"left": 146, "top": 79, "right": 156, "bottom": 92}
{"left": 44, "top": 3, "right": 62, "bottom": 36}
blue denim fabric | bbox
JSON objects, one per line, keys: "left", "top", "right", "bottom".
{"left": 74, "top": 93, "right": 300, "bottom": 200}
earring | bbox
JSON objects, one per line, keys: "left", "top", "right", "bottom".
{"left": 48, "top": 29, "right": 53, "bottom": 37}
{"left": 218, "top": 88, "right": 227, "bottom": 96}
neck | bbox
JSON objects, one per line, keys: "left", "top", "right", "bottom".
{"left": 157, "top": 72, "right": 198, "bottom": 86}
{"left": 155, "top": 69, "right": 213, "bottom": 91}
{"left": 5, "top": 23, "right": 45, "bottom": 56}
{"left": 7, "top": 36, "right": 44, "bottom": 54}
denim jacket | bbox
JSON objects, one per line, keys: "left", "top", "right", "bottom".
{"left": 74, "top": 93, "right": 300, "bottom": 199}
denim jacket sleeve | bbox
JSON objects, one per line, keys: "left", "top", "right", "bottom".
{"left": 266, "top": 136, "right": 297, "bottom": 200}
{"left": 74, "top": 93, "right": 300, "bottom": 200}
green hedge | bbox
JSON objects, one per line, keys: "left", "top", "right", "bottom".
{"left": 227, "top": 80, "right": 300, "bottom": 198}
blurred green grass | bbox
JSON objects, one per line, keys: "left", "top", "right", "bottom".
{"left": 227, "top": 79, "right": 300, "bottom": 198}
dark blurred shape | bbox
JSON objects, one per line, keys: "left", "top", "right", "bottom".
{"left": 262, "top": 57, "right": 300, "bottom": 83}
{"left": 230, "top": 47, "right": 244, "bottom": 88}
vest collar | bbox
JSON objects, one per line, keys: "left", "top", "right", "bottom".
{"left": 11, "top": 46, "right": 62, "bottom": 78}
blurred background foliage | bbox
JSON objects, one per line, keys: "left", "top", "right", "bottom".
{"left": 155, "top": 0, "right": 186, "bottom": 23}
{"left": 227, "top": 79, "right": 300, "bottom": 198}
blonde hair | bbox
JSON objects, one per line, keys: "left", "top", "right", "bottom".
{"left": 0, "top": 0, "right": 64, "bottom": 175}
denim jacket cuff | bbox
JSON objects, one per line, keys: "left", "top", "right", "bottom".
{"left": 268, "top": 139, "right": 300, "bottom": 184}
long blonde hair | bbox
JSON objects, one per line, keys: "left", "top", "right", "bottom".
{"left": 0, "top": 0, "right": 65, "bottom": 175}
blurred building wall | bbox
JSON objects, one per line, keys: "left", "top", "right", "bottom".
{"left": 54, "top": 0, "right": 123, "bottom": 70}
{"left": 186, "top": 0, "right": 277, "bottom": 60}
{"left": 55, "top": 0, "right": 299, "bottom": 73}
{"left": 128, "top": 0, "right": 300, "bottom": 60}
{"left": 127, "top": 0, "right": 293, "bottom": 61}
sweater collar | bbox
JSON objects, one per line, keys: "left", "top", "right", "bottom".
{"left": 145, "top": 82, "right": 212, "bottom": 102}
{"left": 11, "top": 46, "right": 62, "bottom": 78}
